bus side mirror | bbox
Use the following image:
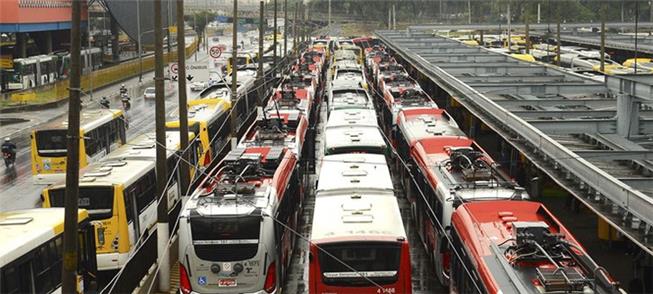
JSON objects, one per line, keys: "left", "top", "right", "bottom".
{"left": 308, "top": 252, "right": 313, "bottom": 262}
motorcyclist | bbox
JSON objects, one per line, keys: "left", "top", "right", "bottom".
{"left": 100, "top": 96, "right": 111, "bottom": 109}
{"left": 119, "top": 84, "right": 128, "bottom": 96}
{"left": 121, "top": 93, "right": 131, "bottom": 110}
{"left": 2, "top": 137, "right": 17, "bottom": 167}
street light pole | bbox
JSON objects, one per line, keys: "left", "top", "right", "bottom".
{"left": 154, "top": 0, "right": 170, "bottom": 290}
{"left": 61, "top": 0, "right": 82, "bottom": 291}
{"left": 137, "top": 0, "right": 142, "bottom": 82}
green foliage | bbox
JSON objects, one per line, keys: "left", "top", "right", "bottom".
{"left": 184, "top": 11, "right": 219, "bottom": 34}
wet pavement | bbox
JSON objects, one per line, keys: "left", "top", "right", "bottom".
{"left": 0, "top": 47, "right": 214, "bottom": 212}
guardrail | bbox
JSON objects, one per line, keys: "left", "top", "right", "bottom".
{"left": 377, "top": 31, "right": 653, "bottom": 254}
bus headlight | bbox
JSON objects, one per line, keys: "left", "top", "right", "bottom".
{"left": 210, "top": 263, "right": 221, "bottom": 274}
{"left": 97, "top": 227, "right": 105, "bottom": 246}
{"left": 233, "top": 263, "right": 244, "bottom": 274}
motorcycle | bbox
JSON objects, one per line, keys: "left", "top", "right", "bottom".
{"left": 3, "top": 151, "right": 15, "bottom": 168}
{"left": 121, "top": 94, "right": 131, "bottom": 111}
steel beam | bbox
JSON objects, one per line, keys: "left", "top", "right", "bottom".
{"left": 513, "top": 110, "right": 616, "bottom": 119}
{"left": 496, "top": 98, "right": 616, "bottom": 108}
{"left": 618, "top": 177, "right": 653, "bottom": 192}
{"left": 407, "top": 22, "right": 653, "bottom": 31}
{"left": 574, "top": 150, "right": 653, "bottom": 161}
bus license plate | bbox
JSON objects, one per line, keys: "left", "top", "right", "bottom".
{"left": 218, "top": 279, "right": 237, "bottom": 287}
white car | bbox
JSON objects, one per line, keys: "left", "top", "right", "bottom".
{"left": 190, "top": 81, "right": 206, "bottom": 92}
{"left": 143, "top": 87, "right": 155, "bottom": 99}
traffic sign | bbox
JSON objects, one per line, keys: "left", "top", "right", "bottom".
{"left": 170, "top": 63, "right": 178, "bottom": 74}
{"left": 210, "top": 46, "right": 222, "bottom": 59}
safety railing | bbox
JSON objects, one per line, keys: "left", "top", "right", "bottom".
{"left": 3, "top": 38, "right": 199, "bottom": 106}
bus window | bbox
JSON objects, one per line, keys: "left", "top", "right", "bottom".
{"left": 319, "top": 243, "right": 401, "bottom": 286}
{"left": 134, "top": 172, "right": 156, "bottom": 213}
{"left": 190, "top": 215, "right": 261, "bottom": 262}
{"left": 35, "top": 130, "right": 67, "bottom": 157}
{"left": 48, "top": 187, "right": 115, "bottom": 220}
{"left": 1, "top": 260, "right": 33, "bottom": 294}
{"left": 33, "top": 235, "right": 63, "bottom": 292}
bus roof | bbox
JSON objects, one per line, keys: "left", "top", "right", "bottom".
{"left": 36, "top": 109, "right": 123, "bottom": 133}
{"left": 317, "top": 154, "right": 393, "bottom": 195}
{"left": 168, "top": 98, "right": 229, "bottom": 126}
{"left": 397, "top": 108, "right": 464, "bottom": 145}
{"left": 105, "top": 131, "right": 195, "bottom": 161}
{"left": 451, "top": 201, "right": 619, "bottom": 294}
{"left": 311, "top": 192, "right": 406, "bottom": 243}
{"left": 325, "top": 109, "right": 378, "bottom": 128}
{"left": 323, "top": 125, "right": 386, "bottom": 155}
{"left": 0, "top": 208, "right": 88, "bottom": 267}
{"left": 49, "top": 157, "right": 155, "bottom": 189}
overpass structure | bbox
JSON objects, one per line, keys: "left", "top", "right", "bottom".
{"left": 376, "top": 29, "right": 653, "bottom": 256}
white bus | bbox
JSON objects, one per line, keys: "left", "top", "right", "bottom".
{"left": 178, "top": 146, "right": 302, "bottom": 294}
{"left": 0, "top": 208, "right": 97, "bottom": 294}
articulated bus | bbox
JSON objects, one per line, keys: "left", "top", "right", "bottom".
{"left": 42, "top": 131, "right": 197, "bottom": 275}
{"left": 31, "top": 108, "right": 126, "bottom": 184}
{"left": 310, "top": 153, "right": 412, "bottom": 294}
{"left": 0, "top": 208, "right": 97, "bottom": 294}
{"left": 166, "top": 98, "right": 232, "bottom": 169}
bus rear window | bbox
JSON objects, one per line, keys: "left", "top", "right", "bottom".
{"left": 35, "top": 130, "right": 67, "bottom": 157}
{"left": 49, "top": 187, "right": 114, "bottom": 220}
{"left": 190, "top": 216, "right": 261, "bottom": 261}
{"left": 319, "top": 242, "right": 401, "bottom": 286}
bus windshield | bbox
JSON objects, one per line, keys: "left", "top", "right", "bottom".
{"left": 49, "top": 187, "right": 114, "bottom": 220}
{"left": 190, "top": 215, "right": 261, "bottom": 262}
{"left": 35, "top": 130, "right": 67, "bottom": 157}
{"left": 319, "top": 242, "right": 401, "bottom": 285}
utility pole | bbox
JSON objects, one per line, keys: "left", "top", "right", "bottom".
{"left": 507, "top": 3, "right": 511, "bottom": 52}
{"left": 61, "top": 0, "right": 82, "bottom": 291}
{"left": 556, "top": 6, "right": 561, "bottom": 67}
{"left": 467, "top": 0, "right": 471, "bottom": 25}
{"left": 293, "top": 3, "right": 298, "bottom": 55}
{"left": 177, "top": 0, "right": 190, "bottom": 197}
{"left": 328, "top": 0, "right": 331, "bottom": 34}
{"left": 283, "top": 0, "right": 287, "bottom": 58}
{"left": 154, "top": 0, "right": 170, "bottom": 291}
{"left": 392, "top": 4, "right": 397, "bottom": 30}
{"left": 388, "top": 8, "right": 391, "bottom": 29}
{"left": 537, "top": 3, "right": 541, "bottom": 24}
{"left": 600, "top": 5, "right": 606, "bottom": 73}
{"left": 635, "top": 0, "right": 639, "bottom": 74}
{"left": 525, "top": 6, "right": 530, "bottom": 54}
{"left": 273, "top": 0, "right": 278, "bottom": 76}
{"left": 167, "top": 0, "right": 172, "bottom": 56}
{"left": 231, "top": 0, "right": 238, "bottom": 148}
{"left": 137, "top": 0, "right": 143, "bottom": 82}
{"left": 258, "top": 0, "right": 264, "bottom": 81}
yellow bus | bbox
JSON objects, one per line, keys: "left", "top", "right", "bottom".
{"left": 166, "top": 98, "right": 232, "bottom": 168}
{"left": 0, "top": 208, "right": 97, "bottom": 293}
{"left": 226, "top": 52, "right": 254, "bottom": 75}
{"left": 42, "top": 131, "right": 199, "bottom": 273}
{"left": 31, "top": 108, "right": 126, "bottom": 184}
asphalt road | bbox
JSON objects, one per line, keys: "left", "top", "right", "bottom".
{"left": 0, "top": 44, "right": 218, "bottom": 212}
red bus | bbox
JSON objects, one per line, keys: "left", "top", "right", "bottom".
{"left": 309, "top": 153, "right": 412, "bottom": 294}
{"left": 450, "top": 200, "right": 624, "bottom": 294}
